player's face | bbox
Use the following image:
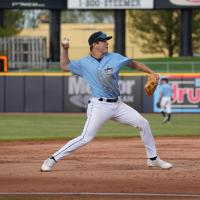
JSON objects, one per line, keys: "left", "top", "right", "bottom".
{"left": 161, "top": 80, "right": 166, "bottom": 84}
{"left": 95, "top": 40, "right": 109, "bottom": 54}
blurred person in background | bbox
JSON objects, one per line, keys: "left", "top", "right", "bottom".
{"left": 158, "top": 78, "right": 173, "bottom": 124}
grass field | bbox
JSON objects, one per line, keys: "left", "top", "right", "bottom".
{"left": 0, "top": 113, "right": 199, "bottom": 141}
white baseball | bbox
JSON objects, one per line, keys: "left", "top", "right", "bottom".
{"left": 62, "top": 38, "right": 69, "bottom": 45}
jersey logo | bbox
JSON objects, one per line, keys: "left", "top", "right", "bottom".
{"left": 104, "top": 66, "right": 113, "bottom": 75}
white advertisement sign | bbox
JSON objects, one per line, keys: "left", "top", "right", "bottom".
{"left": 68, "top": 76, "right": 136, "bottom": 108}
{"left": 67, "top": 0, "right": 154, "bottom": 9}
{"left": 170, "top": 0, "right": 200, "bottom": 6}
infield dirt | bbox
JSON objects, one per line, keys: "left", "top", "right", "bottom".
{"left": 0, "top": 137, "right": 200, "bottom": 200}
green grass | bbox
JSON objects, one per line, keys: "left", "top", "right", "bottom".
{"left": 0, "top": 113, "right": 199, "bottom": 141}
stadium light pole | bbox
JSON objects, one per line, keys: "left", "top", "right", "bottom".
{"left": 49, "top": 9, "right": 61, "bottom": 62}
{"left": 180, "top": 9, "right": 192, "bottom": 57}
{"left": 0, "top": 9, "right": 4, "bottom": 27}
{"left": 114, "top": 10, "right": 126, "bottom": 56}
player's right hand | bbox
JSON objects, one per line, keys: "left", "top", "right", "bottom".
{"left": 61, "top": 37, "right": 69, "bottom": 49}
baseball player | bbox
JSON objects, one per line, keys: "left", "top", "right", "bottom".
{"left": 159, "top": 78, "right": 173, "bottom": 123}
{"left": 41, "top": 31, "right": 173, "bottom": 172}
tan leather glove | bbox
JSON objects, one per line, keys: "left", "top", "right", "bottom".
{"left": 144, "top": 74, "right": 159, "bottom": 96}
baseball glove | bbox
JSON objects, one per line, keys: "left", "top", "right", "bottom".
{"left": 144, "top": 74, "right": 158, "bottom": 96}
{"left": 156, "top": 101, "right": 161, "bottom": 108}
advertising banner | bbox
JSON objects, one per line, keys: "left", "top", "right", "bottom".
{"left": 170, "top": 0, "right": 200, "bottom": 6}
{"left": 154, "top": 75, "right": 200, "bottom": 113}
{"left": 64, "top": 76, "right": 142, "bottom": 112}
{"left": 155, "top": 0, "right": 200, "bottom": 8}
{"left": 0, "top": 0, "right": 66, "bottom": 9}
{"left": 67, "top": 0, "right": 154, "bottom": 9}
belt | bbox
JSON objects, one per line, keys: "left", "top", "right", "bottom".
{"left": 98, "top": 97, "right": 118, "bottom": 103}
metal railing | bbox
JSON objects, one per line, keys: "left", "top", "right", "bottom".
{"left": 3, "top": 61, "right": 200, "bottom": 73}
{"left": 142, "top": 61, "right": 200, "bottom": 73}
{"left": 0, "top": 36, "right": 47, "bottom": 69}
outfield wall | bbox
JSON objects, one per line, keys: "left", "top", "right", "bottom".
{"left": 0, "top": 73, "right": 199, "bottom": 113}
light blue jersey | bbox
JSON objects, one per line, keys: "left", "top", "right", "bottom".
{"left": 68, "top": 53, "right": 132, "bottom": 98}
{"left": 160, "top": 84, "right": 173, "bottom": 97}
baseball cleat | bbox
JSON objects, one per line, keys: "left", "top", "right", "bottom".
{"left": 147, "top": 157, "right": 173, "bottom": 169}
{"left": 40, "top": 157, "right": 56, "bottom": 172}
{"left": 163, "top": 116, "right": 168, "bottom": 123}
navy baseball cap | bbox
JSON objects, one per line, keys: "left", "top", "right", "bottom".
{"left": 161, "top": 78, "right": 169, "bottom": 83}
{"left": 88, "top": 31, "right": 112, "bottom": 46}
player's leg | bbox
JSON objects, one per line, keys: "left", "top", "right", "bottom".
{"left": 165, "top": 98, "right": 172, "bottom": 123}
{"left": 41, "top": 99, "right": 113, "bottom": 171}
{"left": 161, "top": 110, "right": 166, "bottom": 117}
{"left": 161, "top": 97, "right": 168, "bottom": 123}
{"left": 52, "top": 101, "right": 113, "bottom": 160}
{"left": 113, "top": 102, "right": 173, "bottom": 169}
{"left": 113, "top": 102, "right": 157, "bottom": 159}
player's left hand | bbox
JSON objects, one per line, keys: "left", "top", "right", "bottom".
{"left": 156, "top": 101, "right": 161, "bottom": 108}
{"left": 144, "top": 73, "right": 159, "bottom": 96}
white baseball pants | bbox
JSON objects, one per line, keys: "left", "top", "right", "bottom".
{"left": 52, "top": 97, "right": 157, "bottom": 161}
{"left": 161, "top": 97, "right": 172, "bottom": 114}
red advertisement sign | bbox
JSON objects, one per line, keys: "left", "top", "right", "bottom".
{"left": 170, "top": 0, "right": 200, "bottom": 5}
{"left": 154, "top": 74, "right": 200, "bottom": 112}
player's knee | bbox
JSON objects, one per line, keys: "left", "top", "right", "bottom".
{"left": 139, "top": 118, "right": 150, "bottom": 129}
{"left": 81, "top": 135, "right": 94, "bottom": 144}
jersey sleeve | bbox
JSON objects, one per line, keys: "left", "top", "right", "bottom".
{"left": 115, "top": 53, "right": 133, "bottom": 68}
{"left": 68, "top": 60, "right": 83, "bottom": 76}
